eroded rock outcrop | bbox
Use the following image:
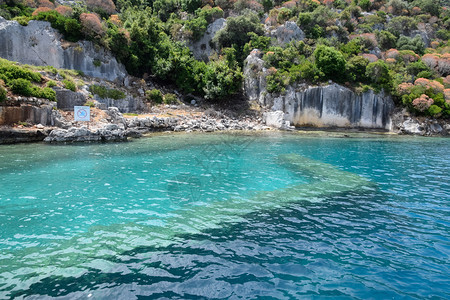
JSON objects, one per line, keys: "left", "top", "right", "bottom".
{"left": 269, "top": 21, "right": 305, "bottom": 46}
{"left": 0, "top": 17, "right": 127, "bottom": 82}
{"left": 188, "top": 18, "right": 226, "bottom": 61}
{"left": 244, "top": 50, "right": 395, "bottom": 130}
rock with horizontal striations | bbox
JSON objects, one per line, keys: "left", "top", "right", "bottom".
{"left": 0, "top": 103, "right": 54, "bottom": 126}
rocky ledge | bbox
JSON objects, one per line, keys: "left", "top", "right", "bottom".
{"left": 0, "top": 127, "right": 52, "bottom": 144}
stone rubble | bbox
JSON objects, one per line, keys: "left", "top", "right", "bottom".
{"left": 42, "top": 107, "right": 271, "bottom": 143}
{"left": 392, "top": 110, "right": 449, "bottom": 136}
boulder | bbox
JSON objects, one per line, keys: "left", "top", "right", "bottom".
{"left": 270, "top": 21, "right": 305, "bottom": 46}
{"left": 263, "top": 111, "right": 285, "bottom": 128}
{"left": 55, "top": 88, "right": 86, "bottom": 110}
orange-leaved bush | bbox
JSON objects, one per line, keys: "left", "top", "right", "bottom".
{"left": 80, "top": 13, "right": 105, "bottom": 38}
{"left": 86, "top": 0, "right": 116, "bottom": 15}
{"left": 55, "top": 5, "right": 73, "bottom": 17}
{"left": 412, "top": 94, "right": 433, "bottom": 111}
{"left": 414, "top": 78, "right": 444, "bottom": 93}
{"left": 32, "top": 7, "right": 52, "bottom": 16}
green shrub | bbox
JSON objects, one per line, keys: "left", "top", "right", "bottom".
{"left": 0, "top": 85, "right": 6, "bottom": 102}
{"left": 212, "top": 11, "right": 264, "bottom": 59}
{"left": 359, "top": 0, "right": 372, "bottom": 11}
{"left": 38, "top": 87, "right": 56, "bottom": 101}
{"left": 202, "top": 58, "right": 243, "bottom": 100}
{"left": 10, "top": 78, "right": 33, "bottom": 96}
{"left": 266, "top": 70, "right": 287, "bottom": 94}
{"left": 180, "top": 0, "right": 202, "bottom": 13}
{"left": 396, "top": 35, "right": 425, "bottom": 55}
{"left": 8, "top": 78, "right": 55, "bottom": 100}
{"left": 366, "top": 60, "right": 392, "bottom": 91}
{"left": 184, "top": 16, "right": 208, "bottom": 40}
{"left": 0, "top": 59, "right": 42, "bottom": 83}
{"left": 47, "top": 80, "right": 57, "bottom": 87}
{"left": 376, "top": 30, "right": 397, "bottom": 51}
{"left": 416, "top": 70, "right": 433, "bottom": 79}
{"left": 13, "top": 16, "right": 30, "bottom": 26}
{"left": 146, "top": 89, "right": 163, "bottom": 103}
{"left": 163, "top": 93, "right": 178, "bottom": 104}
{"left": 89, "top": 84, "right": 108, "bottom": 98}
{"left": 93, "top": 59, "right": 102, "bottom": 67}
{"left": 85, "top": 100, "right": 95, "bottom": 107}
{"left": 89, "top": 84, "right": 125, "bottom": 100}
{"left": 346, "top": 56, "right": 369, "bottom": 82}
{"left": 435, "top": 29, "right": 450, "bottom": 41}
{"left": 107, "top": 89, "right": 126, "bottom": 100}
{"left": 63, "top": 79, "right": 76, "bottom": 92}
{"left": 428, "top": 105, "right": 442, "bottom": 116}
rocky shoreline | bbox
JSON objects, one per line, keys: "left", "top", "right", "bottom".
{"left": 1, "top": 105, "right": 448, "bottom": 144}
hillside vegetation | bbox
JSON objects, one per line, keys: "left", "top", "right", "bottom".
{"left": 0, "top": 0, "right": 449, "bottom": 117}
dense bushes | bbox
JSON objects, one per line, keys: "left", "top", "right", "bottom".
{"left": 89, "top": 84, "right": 125, "bottom": 99}
{"left": 31, "top": 10, "right": 82, "bottom": 42}
{"left": 0, "top": 58, "right": 56, "bottom": 101}
{"left": 8, "top": 78, "right": 55, "bottom": 101}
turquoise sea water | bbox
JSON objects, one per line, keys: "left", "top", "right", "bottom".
{"left": 0, "top": 132, "right": 449, "bottom": 299}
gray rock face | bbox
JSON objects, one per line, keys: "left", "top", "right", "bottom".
{"left": 244, "top": 51, "right": 395, "bottom": 130}
{"left": 55, "top": 88, "right": 86, "bottom": 110}
{"left": 270, "top": 21, "right": 305, "bottom": 46}
{"left": 0, "top": 18, "right": 127, "bottom": 82}
{"left": 244, "top": 49, "right": 268, "bottom": 104}
{"left": 188, "top": 18, "right": 226, "bottom": 61}
{"left": 94, "top": 95, "right": 145, "bottom": 113}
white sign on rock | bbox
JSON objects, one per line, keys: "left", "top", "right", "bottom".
{"left": 74, "top": 106, "right": 91, "bottom": 122}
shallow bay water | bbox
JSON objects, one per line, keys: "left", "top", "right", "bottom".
{"left": 0, "top": 132, "right": 449, "bottom": 299}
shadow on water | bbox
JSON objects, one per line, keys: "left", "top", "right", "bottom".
{"left": 10, "top": 187, "right": 401, "bottom": 299}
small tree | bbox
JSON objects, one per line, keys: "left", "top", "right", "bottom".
{"left": 366, "top": 60, "right": 392, "bottom": 91}
{"left": 313, "top": 45, "right": 346, "bottom": 80}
